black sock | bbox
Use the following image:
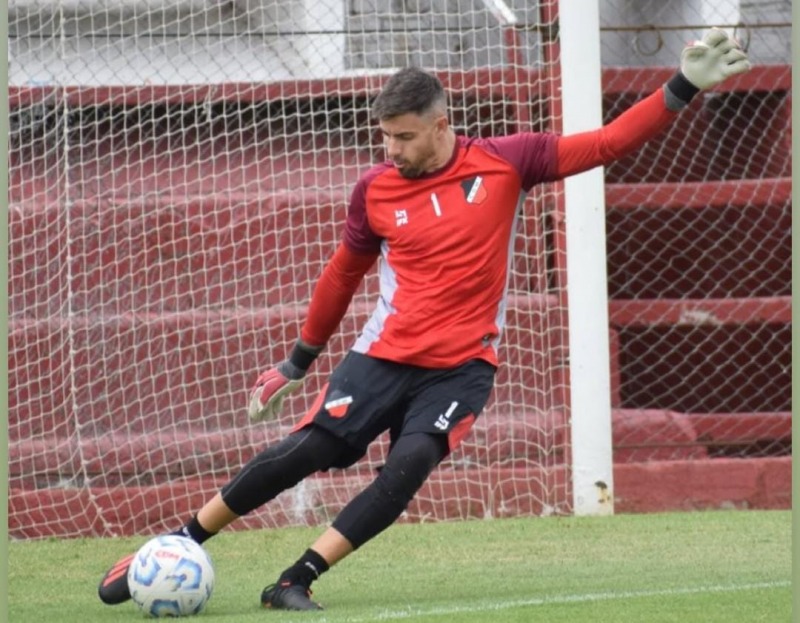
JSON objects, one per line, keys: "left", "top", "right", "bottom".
{"left": 171, "top": 515, "right": 216, "bottom": 545}
{"left": 278, "top": 549, "right": 330, "bottom": 588}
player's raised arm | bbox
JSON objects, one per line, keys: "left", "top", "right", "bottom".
{"left": 555, "top": 27, "right": 750, "bottom": 179}
{"left": 247, "top": 243, "right": 377, "bottom": 421}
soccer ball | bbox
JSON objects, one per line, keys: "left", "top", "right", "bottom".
{"left": 128, "top": 535, "right": 215, "bottom": 617}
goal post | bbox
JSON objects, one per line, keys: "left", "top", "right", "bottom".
{"left": 558, "top": 0, "right": 615, "bottom": 516}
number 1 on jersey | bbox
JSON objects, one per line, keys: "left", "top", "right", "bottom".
{"left": 431, "top": 192, "right": 442, "bottom": 217}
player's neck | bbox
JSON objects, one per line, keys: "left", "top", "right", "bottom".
{"left": 425, "top": 129, "right": 457, "bottom": 174}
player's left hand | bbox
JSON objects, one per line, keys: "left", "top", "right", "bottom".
{"left": 680, "top": 27, "right": 750, "bottom": 90}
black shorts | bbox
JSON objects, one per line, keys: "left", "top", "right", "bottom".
{"left": 292, "top": 351, "right": 495, "bottom": 468}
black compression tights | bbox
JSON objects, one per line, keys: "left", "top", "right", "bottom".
{"left": 332, "top": 432, "right": 448, "bottom": 549}
{"left": 220, "top": 426, "right": 342, "bottom": 516}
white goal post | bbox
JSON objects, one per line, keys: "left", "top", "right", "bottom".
{"left": 559, "top": 1, "right": 614, "bottom": 516}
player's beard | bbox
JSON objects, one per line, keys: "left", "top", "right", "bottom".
{"left": 394, "top": 140, "right": 438, "bottom": 179}
{"left": 394, "top": 157, "right": 434, "bottom": 179}
{"left": 395, "top": 163, "right": 425, "bottom": 179}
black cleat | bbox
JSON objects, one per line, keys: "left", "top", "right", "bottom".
{"left": 261, "top": 581, "right": 323, "bottom": 611}
{"left": 97, "top": 552, "right": 134, "bottom": 604}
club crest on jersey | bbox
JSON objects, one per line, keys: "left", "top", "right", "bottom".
{"left": 325, "top": 395, "right": 353, "bottom": 418}
{"left": 461, "top": 176, "right": 487, "bottom": 204}
{"left": 395, "top": 209, "right": 409, "bottom": 226}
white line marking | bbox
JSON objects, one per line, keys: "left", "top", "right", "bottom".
{"left": 288, "top": 580, "right": 790, "bottom": 623}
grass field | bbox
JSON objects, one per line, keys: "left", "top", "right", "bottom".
{"left": 9, "top": 510, "right": 790, "bottom": 622}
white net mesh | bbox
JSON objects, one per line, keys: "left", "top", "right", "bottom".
{"left": 9, "top": 0, "right": 571, "bottom": 538}
{"left": 599, "top": 0, "right": 791, "bottom": 464}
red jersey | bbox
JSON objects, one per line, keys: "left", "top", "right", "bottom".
{"left": 299, "top": 88, "right": 677, "bottom": 369}
{"left": 342, "top": 134, "right": 558, "bottom": 368}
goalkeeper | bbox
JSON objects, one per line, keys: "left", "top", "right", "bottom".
{"left": 99, "top": 28, "right": 748, "bottom": 611}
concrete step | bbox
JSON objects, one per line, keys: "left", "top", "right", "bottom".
{"left": 9, "top": 409, "right": 790, "bottom": 487}
{"left": 8, "top": 294, "right": 567, "bottom": 435}
{"left": 7, "top": 456, "right": 791, "bottom": 538}
{"left": 9, "top": 191, "right": 550, "bottom": 316}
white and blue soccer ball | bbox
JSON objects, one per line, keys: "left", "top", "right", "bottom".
{"left": 128, "top": 535, "right": 215, "bottom": 617}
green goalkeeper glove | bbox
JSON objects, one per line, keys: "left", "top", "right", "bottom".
{"left": 680, "top": 27, "right": 750, "bottom": 90}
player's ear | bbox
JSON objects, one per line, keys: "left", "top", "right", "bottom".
{"left": 434, "top": 114, "right": 448, "bottom": 134}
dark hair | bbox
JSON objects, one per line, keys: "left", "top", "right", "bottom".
{"left": 371, "top": 67, "right": 447, "bottom": 120}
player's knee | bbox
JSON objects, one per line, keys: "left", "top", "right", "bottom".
{"left": 377, "top": 433, "right": 447, "bottom": 506}
{"left": 372, "top": 462, "right": 415, "bottom": 511}
{"left": 331, "top": 433, "right": 447, "bottom": 548}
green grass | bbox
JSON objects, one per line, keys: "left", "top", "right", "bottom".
{"left": 9, "top": 510, "right": 790, "bottom": 622}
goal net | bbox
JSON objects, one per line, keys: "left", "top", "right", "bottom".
{"left": 598, "top": 1, "right": 791, "bottom": 472}
{"left": 9, "top": 0, "right": 571, "bottom": 538}
{"left": 9, "top": 0, "right": 790, "bottom": 539}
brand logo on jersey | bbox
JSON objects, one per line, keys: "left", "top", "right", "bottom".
{"left": 434, "top": 401, "right": 459, "bottom": 431}
{"left": 325, "top": 395, "right": 353, "bottom": 418}
{"left": 461, "top": 176, "right": 487, "bottom": 204}
{"left": 395, "top": 209, "right": 409, "bottom": 226}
